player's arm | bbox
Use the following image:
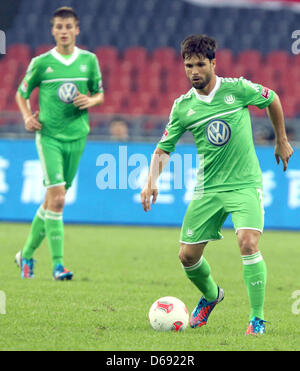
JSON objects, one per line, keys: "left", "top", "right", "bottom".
{"left": 73, "top": 53, "right": 105, "bottom": 110}
{"left": 15, "top": 90, "right": 41, "bottom": 132}
{"left": 141, "top": 147, "right": 170, "bottom": 212}
{"left": 141, "top": 100, "right": 185, "bottom": 212}
{"left": 73, "top": 91, "right": 104, "bottom": 110}
{"left": 266, "top": 93, "right": 293, "bottom": 171}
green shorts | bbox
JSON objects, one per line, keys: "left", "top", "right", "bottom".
{"left": 35, "top": 133, "right": 86, "bottom": 190}
{"left": 180, "top": 188, "right": 264, "bottom": 244}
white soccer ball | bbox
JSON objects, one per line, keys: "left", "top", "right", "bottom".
{"left": 148, "top": 296, "right": 189, "bottom": 332}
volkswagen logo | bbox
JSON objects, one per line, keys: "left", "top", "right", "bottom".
{"left": 58, "top": 82, "right": 78, "bottom": 103}
{"left": 206, "top": 119, "right": 231, "bottom": 146}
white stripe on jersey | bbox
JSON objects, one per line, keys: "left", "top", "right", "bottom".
{"left": 186, "top": 106, "right": 244, "bottom": 129}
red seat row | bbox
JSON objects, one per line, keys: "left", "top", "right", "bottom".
{"left": 0, "top": 44, "right": 300, "bottom": 117}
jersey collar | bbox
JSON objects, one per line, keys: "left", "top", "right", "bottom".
{"left": 192, "top": 76, "right": 221, "bottom": 103}
{"left": 51, "top": 46, "right": 79, "bottom": 66}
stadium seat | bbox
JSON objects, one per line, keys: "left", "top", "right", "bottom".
{"left": 122, "top": 46, "right": 149, "bottom": 65}
{"left": 215, "top": 49, "right": 235, "bottom": 77}
{"left": 151, "top": 47, "right": 178, "bottom": 66}
{"left": 94, "top": 46, "right": 119, "bottom": 67}
{"left": 5, "top": 43, "right": 32, "bottom": 60}
{"left": 34, "top": 44, "right": 54, "bottom": 56}
{"left": 265, "top": 51, "right": 291, "bottom": 71}
{"left": 237, "top": 50, "right": 262, "bottom": 73}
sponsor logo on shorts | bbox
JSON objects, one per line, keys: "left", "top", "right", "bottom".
{"left": 206, "top": 119, "right": 231, "bottom": 146}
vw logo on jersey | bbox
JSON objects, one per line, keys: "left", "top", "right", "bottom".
{"left": 206, "top": 119, "right": 231, "bottom": 146}
{"left": 58, "top": 82, "right": 78, "bottom": 103}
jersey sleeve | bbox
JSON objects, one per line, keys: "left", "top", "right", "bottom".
{"left": 240, "top": 78, "right": 275, "bottom": 109}
{"left": 88, "top": 54, "right": 104, "bottom": 95}
{"left": 157, "top": 100, "right": 186, "bottom": 153}
{"left": 17, "top": 57, "right": 41, "bottom": 99}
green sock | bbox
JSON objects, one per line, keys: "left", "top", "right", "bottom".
{"left": 22, "top": 205, "right": 46, "bottom": 260}
{"left": 183, "top": 257, "right": 218, "bottom": 302}
{"left": 45, "top": 210, "right": 64, "bottom": 269}
{"left": 242, "top": 251, "right": 267, "bottom": 320}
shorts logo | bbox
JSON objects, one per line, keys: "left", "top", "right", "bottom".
{"left": 58, "top": 82, "right": 78, "bottom": 103}
{"left": 206, "top": 119, "right": 231, "bottom": 146}
{"left": 186, "top": 229, "right": 193, "bottom": 237}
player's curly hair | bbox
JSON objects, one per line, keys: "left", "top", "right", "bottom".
{"left": 51, "top": 7, "right": 79, "bottom": 25}
{"left": 181, "top": 34, "right": 217, "bottom": 60}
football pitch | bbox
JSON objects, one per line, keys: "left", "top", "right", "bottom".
{"left": 0, "top": 223, "right": 299, "bottom": 351}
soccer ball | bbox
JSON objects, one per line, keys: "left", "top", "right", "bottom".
{"left": 148, "top": 296, "right": 189, "bottom": 332}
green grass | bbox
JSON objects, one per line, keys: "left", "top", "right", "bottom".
{"left": 0, "top": 223, "right": 300, "bottom": 351}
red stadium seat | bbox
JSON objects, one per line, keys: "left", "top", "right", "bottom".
{"left": 94, "top": 46, "right": 119, "bottom": 67}
{"left": 151, "top": 47, "right": 178, "bottom": 66}
{"left": 215, "top": 49, "right": 235, "bottom": 76}
{"left": 281, "top": 96, "right": 298, "bottom": 118}
{"left": 249, "top": 105, "right": 267, "bottom": 118}
{"left": 237, "top": 50, "right": 262, "bottom": 70}
{"left": 34, "top": 44, "right": 54, "bottom": 56}
{"left": 265, "top": 51, "right": 291, "bottom": 71}
{"left": 6, "top": 44, "right": 32, "bottom": 60}
{"left": 123, "top": 46, "right": 149, "bottom": 66}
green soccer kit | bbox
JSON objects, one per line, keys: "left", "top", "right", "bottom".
{"left": 18, "top": 46, "right": 104, "bottom": 188}
{"left": 19, "top": 47, "right": 104, "bottom": 272}
{"left": 157, "top": 76, "right": 275, "bottom": 243}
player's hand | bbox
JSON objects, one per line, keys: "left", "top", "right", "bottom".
{"left": 275, "top": 139, "right": 294, "bottom": 171}
{"left": 73, "top": 92, "right": 92, "bottom": 110}
{"left": 24, "top": 111, "right": 42, "bottom": 132}
{"left": 141, "top": 184, "right": 158, "bottom": 212}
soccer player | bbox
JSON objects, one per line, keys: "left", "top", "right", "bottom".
{"left": 140, "top": 35, "right": 293, "bottom": 334}
{"left": 15, "top": 7, "right": 104, "bottom": 280}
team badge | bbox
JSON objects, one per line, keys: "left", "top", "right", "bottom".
{"left": 80, "top": 64, "right": 88, "bottom": 72}
{"left": 224, "top": 94, "right": 235, "bottom": 104}
{"left": 206, "top": 119, "right": 231, "bottom": 146}
{"left": 57, "top": 82, "right": 78, "bottom": 103}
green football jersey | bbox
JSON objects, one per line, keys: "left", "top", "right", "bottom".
{"left": 18, "top": 47, "right": 104, "bottom": 141}
{"left": 157, "top": 76, "right": 275, "bottom": 193}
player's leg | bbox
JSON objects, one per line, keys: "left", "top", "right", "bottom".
{"left": 179, "top": 193, "right": 226, "bottom": 327}
{"left": 179, "top": 242, "right": 219, "bottom": 302}
{"left": 35, "top": 133, "right": 73, "bottom": 279}
{"left": 46, "top": 137, "right": 86, "bottom": 280}
{"left": 230, "top": 188, "right": 267, "bottom": 334}
{"left": 238, "top": 229, "right": 267, "bottom": 318}
{"left": 44, "top": 184, "right": 66, "bottom": 268}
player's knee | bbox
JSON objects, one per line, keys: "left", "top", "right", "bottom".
{"left": 178, "top": 247, "right": 198, "bottom": 267}
{"left": 238, "top": 234, "right": 258, "bottom": 255}
{"left": 48, "top": 193, "right": 65, "bottom": 212}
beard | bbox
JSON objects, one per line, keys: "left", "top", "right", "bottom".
{"left": 191, "top": 71, "right": 212, "bottom": 90}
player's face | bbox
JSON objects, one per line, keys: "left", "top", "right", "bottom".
{"left": 52, "top": 17, "right": 79, "bottom": 49}
{"left": 184, "top": 54, "right": 216, "bottom": 90}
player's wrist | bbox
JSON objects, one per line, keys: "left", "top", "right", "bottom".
{"left": 24, "top": 115, "right": 32, "bottom": 123}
